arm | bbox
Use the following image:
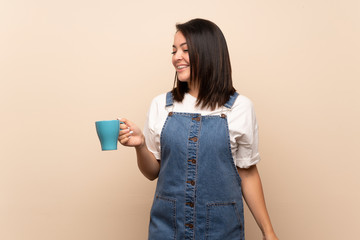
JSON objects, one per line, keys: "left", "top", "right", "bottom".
{"left": 118, "top": 118, "right": 160, "bottom": 181}
{"left": 237, "top": 165, "right": 278, "bottom": 240}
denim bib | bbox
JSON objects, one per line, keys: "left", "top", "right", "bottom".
{"left": 149, "top": 92, "right": 244, "bottom": 240}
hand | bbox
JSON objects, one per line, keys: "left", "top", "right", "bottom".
{"left": 117, "top": 118, "right": 145, "bottom": 148}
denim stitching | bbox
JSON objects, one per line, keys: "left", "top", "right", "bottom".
{"left": 160, "top": 115, "right": 171, "bottom": 151}
{"left": 183, "top": 114, "right": 191, "bottom": 237}
{"left": 155, "top": 195, "right": 177, "bottom": 239}
{"left": 205, "top": 201, "right": 243, "bottom": 240}
{"left": 205, "top": 204, "right": 211, "bottom": 240}
{"left": 192, "top": 115, "right": 201, "bottom": 240}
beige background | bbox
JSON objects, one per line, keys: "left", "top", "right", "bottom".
{"left": 1, "top": 0, "right": 359, "bottom": 239}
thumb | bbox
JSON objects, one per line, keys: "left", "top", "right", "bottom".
{"left": 117, "top": 117, "right": 132, "bottom": 128}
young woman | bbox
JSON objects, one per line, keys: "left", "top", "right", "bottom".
{"left": 118, "top": 18, "right": 278, "bottom": 240}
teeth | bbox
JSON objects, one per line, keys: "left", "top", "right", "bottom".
{"left": 177, "top": 65, "right": 188, "bottom": 69}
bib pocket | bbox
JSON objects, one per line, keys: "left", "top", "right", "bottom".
{"left": 148, "top": 195, "right": 177, "bottom": 240}
{"left": 205, "top": 201, "right": 243, "bottom": 240}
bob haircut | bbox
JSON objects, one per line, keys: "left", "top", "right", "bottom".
{"left": 172, "top": 18, "right": 236, "bottom": 110}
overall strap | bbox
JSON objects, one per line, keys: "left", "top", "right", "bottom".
{"left": 224, "top": 92, "right": 239, "bottom": 109}
{"left": 165, "top": 91, "right": 174, "bottom": 107}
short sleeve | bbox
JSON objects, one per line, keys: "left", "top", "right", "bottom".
{"left": 231, "top": 96, "right": 261, "bottom": 168}
{"left": 143, "top": 94, "right": 167, "bottom": 160}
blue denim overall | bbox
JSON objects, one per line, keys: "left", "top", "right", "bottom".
{"left": 148, "top": 92, "right": 244, "bottom": 240}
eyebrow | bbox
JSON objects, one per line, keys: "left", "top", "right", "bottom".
{"left": 172, "top": 42, "right": 188, "bottom": 48}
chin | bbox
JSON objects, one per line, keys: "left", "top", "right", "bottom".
{"left": 177, "top": 75, "right": 190, "bottom": 82}
{"left": 178, "top": 78, "right": 190, "bottom": 83}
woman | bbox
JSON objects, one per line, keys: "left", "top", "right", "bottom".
{"left": 118, "top": 18, "right": 278, "bottom": 240}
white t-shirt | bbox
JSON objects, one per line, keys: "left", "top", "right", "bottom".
{"left": 143, "top": 92, "right": 260, "bottom": 169}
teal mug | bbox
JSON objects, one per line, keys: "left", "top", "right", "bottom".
{"left": 95, "top": 120, "right": 124, "bottom": 151}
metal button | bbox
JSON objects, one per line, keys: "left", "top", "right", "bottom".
{"left": 185, "top": 223, "right": 194, "bottom": 229}
{"left": 188, "top": 159, "right": 196, "bottom": 164}
{"left": 221, "top": 113, "right": 226, "bottom": 118}
{"left": 189, "top": 137, "right": 198, "bottom": 142}
{"left": 168, "top": 112, "right": 173, "bottom": 116}
{"left": 186, "top": 202, "right": 194, "bottom": 208}
{"left": 186, "top": 180, "right": 195, "bottom": 186}
{"left": 192, "top": 117, "right": 201, "bottom": 121}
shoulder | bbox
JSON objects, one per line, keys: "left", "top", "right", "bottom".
{"left": 148, "top": 92, "right": 168, "bottom": 111}
{"left": 147, "top": 92, "right": 170, "bottom": 121}
{"left": 146, "top": 92, "right": 170, "bottom": 135}
{"left": 227, "top": 94, "right": 259, "bottom": 134}
{"left": 151, "top": 92, "right": 168, "bottom": 105}
{"left": 232, "top": 94, "right": 255, "bottom": 114}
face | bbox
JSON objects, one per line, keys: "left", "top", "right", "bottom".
{"left": 172, "top": 31, "right": 190, "bottom": 82}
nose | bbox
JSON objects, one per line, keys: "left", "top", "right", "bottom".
{"left": 174, "top": 50, "right": 184, "bottom": 61}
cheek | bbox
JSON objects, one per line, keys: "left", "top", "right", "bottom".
{"left": 184, "top": 54, "right": 190, "bottom": 64}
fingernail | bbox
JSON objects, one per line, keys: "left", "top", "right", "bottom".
{"left": 129, "top": 131, "right": 134, "bottom": 134}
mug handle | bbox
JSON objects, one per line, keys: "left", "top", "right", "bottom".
{"left": 118, "top": 120, "right": 125, "bottom": 130}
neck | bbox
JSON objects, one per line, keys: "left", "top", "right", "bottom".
{"left": 188, "top": 83, "right": 199, "bottom": 98}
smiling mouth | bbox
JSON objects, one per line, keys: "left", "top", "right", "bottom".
{"left": 177, "top": 65, "right": 189, "bottom": 70}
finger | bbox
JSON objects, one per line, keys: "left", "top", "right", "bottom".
{"left": 119, "top": 133, "right": 133, "bottom": 145}
{"left": 118, "top": 118, "right": 134, "bottom": 128}
{"left": 120, "top": 124, "right": 129, "bottom": 130}
{"left": 119, "top": 128, "right": 130, "bottom": 136}
{"left": 119, "top": 137, "right": 129, "bottom": 145}
{"left": 117, "top": 118, "right": 130, "bottom": 130}
{"left": 118, "top": 131, "right": 133, "bottom": 141}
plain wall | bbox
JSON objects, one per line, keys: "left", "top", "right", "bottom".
{"left": 1, "top": 0, "right": 359, "bottom": 239}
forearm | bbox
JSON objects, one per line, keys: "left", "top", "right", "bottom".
{"left": 135, "top": 142, "right": 160, "bottom": 181}
{"left": 118, "top": 118, "right": 160, "bottom": 181}
{"left": 237, "top": 165, "right": 277, "bottom": 238}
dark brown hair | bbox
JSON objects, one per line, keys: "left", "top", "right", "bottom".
{"left": 172, "top": 18, "right": 235, "bottom": 110}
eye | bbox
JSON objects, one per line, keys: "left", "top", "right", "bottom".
{"left": 171, "top": 51, "right": 176, "bottom": 55}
